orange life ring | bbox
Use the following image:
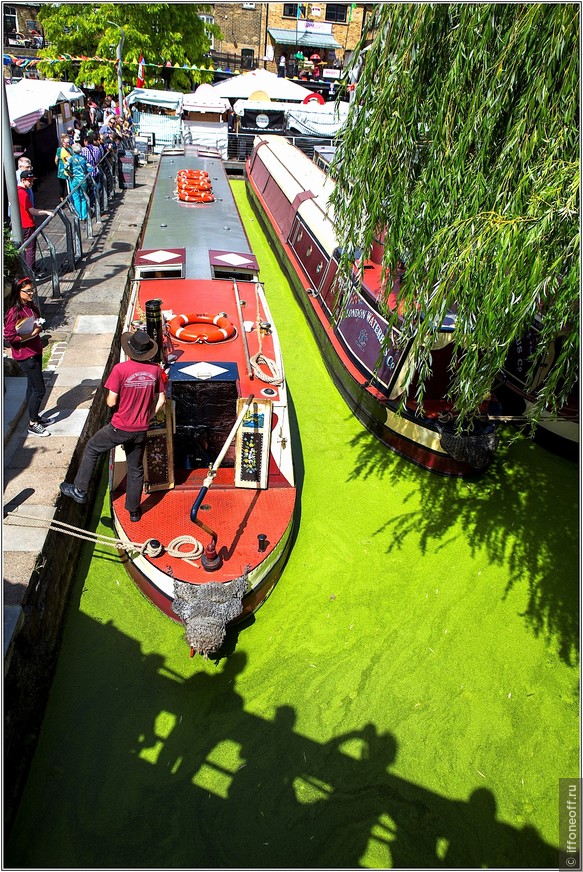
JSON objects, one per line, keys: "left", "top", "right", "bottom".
{"left": 168, "top": 312, "right": 236, "bottom": 343}
{"left": 176, "top": 189, "right": 215, "bottom": 203}
{"left": 177, "top": 180, "right": 212, "bottom": 192}
{"left": 176, "top": 170, "right": 209, "bottom": 180}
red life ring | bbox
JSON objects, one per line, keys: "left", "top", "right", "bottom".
{"left": 176, "top": 170, "right": 209, "bottom": 180}
{"left": 303, "top": 92, "right": 325, "bottom": 105}
{"left": 168, "top": 312, "right": 236, "bottom": 343}
{"left": 177, "top": 180, "right": 212, "bottom": 192}
{"left": 176, "top": 189, "right": 215, "bottom": 203}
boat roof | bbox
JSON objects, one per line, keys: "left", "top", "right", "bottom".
{"left": 140, "top": 146, "right": 255, "bottom": 280}
{"left": 253, "top": 135, "right": 337, "bottom": 256}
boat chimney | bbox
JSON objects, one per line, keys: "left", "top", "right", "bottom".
{"left": 145, "top": 298, "right": 164, "bottom": 363}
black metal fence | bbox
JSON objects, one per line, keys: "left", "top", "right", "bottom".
{"left": 227, "top": 131, "right": 337, "bottom": 163}
{"left": 15, "top": 149, "right": 121, "bottom": 299}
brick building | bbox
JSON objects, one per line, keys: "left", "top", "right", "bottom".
{"left": 207, "top": 2, "right": 366, "bottom": 78}
{"left": 3, "top": 2, "right": 44, "bottom": 82}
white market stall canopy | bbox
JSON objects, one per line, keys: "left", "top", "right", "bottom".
{"left": 182, "top": 84, "right": 230, "bottom": 115}
{"left": 212, "top": 69, "right": 313, "bottom": 102}
{"left": 6, "top": 78, "right": 85, "bottom": 133}
{"left": 233, "top": 98, "right": 349, "bottom": 137}
{"left": 285, "top": 100, "right": 349, "bottom": 136}
{"left": 182, "top": 84, "right": 230, "bottom": 159}
{"left": 126, "top": 87, "right": 183, "bottom": 114}
{"left": 10, "top": 78, "right": 85, "bottom": 105}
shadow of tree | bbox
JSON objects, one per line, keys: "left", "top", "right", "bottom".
{"left": 346, "top": 424, "right": 579, "bottom": 665}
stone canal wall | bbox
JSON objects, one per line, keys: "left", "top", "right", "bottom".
{"left": 3, "top": 159, "right": 158, "bottom": 837}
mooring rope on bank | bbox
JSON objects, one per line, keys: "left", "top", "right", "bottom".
{"left": 4, "top": 511, "right": 204, "bottom": 563}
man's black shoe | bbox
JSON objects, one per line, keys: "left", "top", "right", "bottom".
{"left": 129, "top": 508, "right": 142, "bottom": 522}
{"left": 59, "top": 481, "right": 87, "bottom": 504}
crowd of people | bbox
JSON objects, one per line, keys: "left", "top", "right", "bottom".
{"left": 55, "top": 97, "right": 137, "bottom": 218}
{"left": 5, "top": 91, "right": 140, "bottom": 441}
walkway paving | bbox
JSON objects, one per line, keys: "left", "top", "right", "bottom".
{"left": 3, "top": 155, "right": 159, "bottom": 664}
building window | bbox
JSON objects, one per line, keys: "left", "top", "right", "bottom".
{"left": 241, "top": 48, "right": 255, "bottom": 69}
{"left": 283, "top": 4, "right": 307, "bottom": 18}
{"left": 325, "top": 4, "right": 348, "bottom": 24}
{"left": 4, "top": 5, "right": 17, "bottom": 34}
{"left": 242, "top": 2, "right": 256, "bottom": 8}
{"left": 198, "top": 14, "right": 215, "bottom": 50}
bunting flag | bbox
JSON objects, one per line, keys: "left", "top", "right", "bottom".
{"left": 3, "top": 54, "right": 221, "bottom": 73}
{"left": 136, "top": 53, "right": 145, "bottom": 88}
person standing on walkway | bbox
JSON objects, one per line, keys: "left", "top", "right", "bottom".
{"left": 16, "top": 156, "right": 32, "bottom": 185}
{"left": 278, "top": 54, "right": 287, "bottom": 78}
{"left": 65, "top": 143, "right": 90, "bottom": 221}
{"left": 17, "top": 170, "right": 54, "bottom": 275}
{"left": 60, "top": 330, "right": 165, "bottom": 521}
{"left": 4, "top": 276, "right": 50, "bottom": 437}
{"left": 55, "top": 132, "right": 73, "bottom": 201}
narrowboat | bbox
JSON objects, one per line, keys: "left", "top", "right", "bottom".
{"left": 497, "top": 326, "right": 579, "bottom": 461}
{"left": 110, "top": 144, "right": 296, "bottom": 656}
{"left": 246, "top": 134, "right": 499, "bottom": 476}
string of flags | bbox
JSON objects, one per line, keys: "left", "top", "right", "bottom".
{"left": 3, "top": 54, "right": 223, "bottom": 73}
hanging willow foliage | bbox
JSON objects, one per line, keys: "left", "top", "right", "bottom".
{"left": 330, "top": 3, "right": 579, "bottom": 425}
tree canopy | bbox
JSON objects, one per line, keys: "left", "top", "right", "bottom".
{"left": 330, "top": 3, "right": 579, "bottom": 425}
{"left": 37, "top": 3, "right": 221, "bottom": 93}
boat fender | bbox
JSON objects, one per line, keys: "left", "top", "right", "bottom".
{"left": 168, "top": 312, "right": 236, "bottom": 343}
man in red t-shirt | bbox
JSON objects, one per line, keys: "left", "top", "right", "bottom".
{"left": 60, "top": 330, "right": 165, "bottom": 521}
{"left": 17, "top": 170, "right": 54, "bottom": 273}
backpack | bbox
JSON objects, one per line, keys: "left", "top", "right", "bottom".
{"left": 93, "top": 106, "right": 104, "bottom": 124}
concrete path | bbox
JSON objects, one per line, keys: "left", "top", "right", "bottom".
{"left": 3, "top": 155, "right": 159, "bottom": 665}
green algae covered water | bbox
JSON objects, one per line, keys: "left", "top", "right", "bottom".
{"left": 6, "top": 181, "right": 578, "bottom": 869}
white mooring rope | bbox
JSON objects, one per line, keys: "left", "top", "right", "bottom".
{"left": 4, "top": 511, "right": 204, "bottom": 564}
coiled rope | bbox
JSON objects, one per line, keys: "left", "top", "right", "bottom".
{"left": 4, "top": 511, "right": 204, "bottom": 564}
{"left": 250, "top": 282, "right": 283, "bottom": 385}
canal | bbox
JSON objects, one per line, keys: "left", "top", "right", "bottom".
{"left": 5, "top": 181, "right": 578, "bottom": 869}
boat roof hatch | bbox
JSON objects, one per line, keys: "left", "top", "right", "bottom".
{"left": 135, "top": 248, "right": 186, "bottom": 279}
{"left": 168, "top": 360, "right": 240, "bottom": 384}
{"left": 209, "top": 249, "right": 259, "bottom": 281}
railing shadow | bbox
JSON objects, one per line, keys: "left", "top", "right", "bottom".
{"left": 5, "top": 611, "right": 560, "bottom": 868}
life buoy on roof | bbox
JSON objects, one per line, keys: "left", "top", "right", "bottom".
{"left": 177, "top": 179, "right": 213, "bottom": 192}
{"left": 302, "top": 92, "right": 325, "bottom": 105}
{"left": 176, "top": 189, "right": 215, "bottom": 203}
{"left": 168, "top": 312, "right": 236, "bottom": 343}
{"left": 176, "top": 169, "right": 209, "bottom": 179}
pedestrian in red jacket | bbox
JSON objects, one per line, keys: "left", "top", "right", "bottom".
{"left": 4, "top": 276, "right": 50, "bottom": 436}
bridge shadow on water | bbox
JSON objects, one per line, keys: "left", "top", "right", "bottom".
{"left": 6, "top": 612, "right": 559, "bottom": 869}
{"left": 345, "top": 421, "right": 579, "bottom": 667}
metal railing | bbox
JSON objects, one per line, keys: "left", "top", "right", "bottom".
{"left": 227, "top": 131, "right": 338, "bottom": 163}
{"left": 15, "top": 150, "right": 121, "bottom": 299}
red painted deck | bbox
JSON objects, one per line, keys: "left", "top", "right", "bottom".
{"left": 112, "top": 482, "right": 295, "bottom": 584}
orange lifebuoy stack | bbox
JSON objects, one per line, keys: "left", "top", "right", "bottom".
{"left": 168, "top": 312, "right": 236, "bottom": 343}
{"left": 175, "top": 168, "right": 215, "bottom": 204}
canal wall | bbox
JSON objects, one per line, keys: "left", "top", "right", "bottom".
{"left": 3, "top": 157, "right": 159, "bottom": 836}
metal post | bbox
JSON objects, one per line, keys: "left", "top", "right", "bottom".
{"left": 2, "top": 79, "right": 23, "bottom": 244}
{"left": 107, "top": 21, "right": 125, "bottom": 116}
